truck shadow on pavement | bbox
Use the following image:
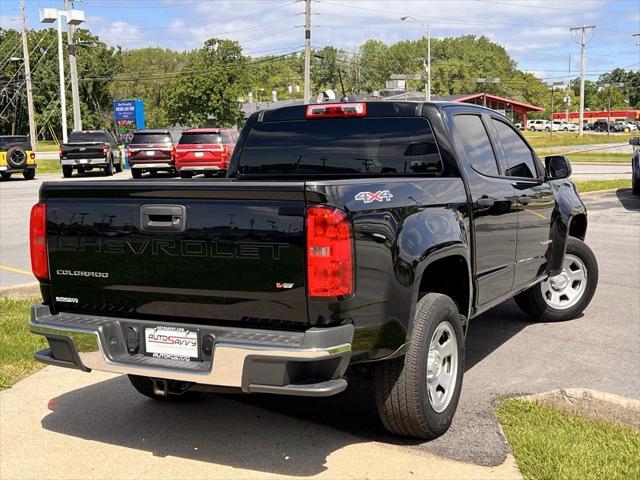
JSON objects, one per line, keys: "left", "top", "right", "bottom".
{"left": 615, "top": 188, "right": 640, "bottom": 212}
{"left": 41, "top": 300, "right": 537, "bottom": 473}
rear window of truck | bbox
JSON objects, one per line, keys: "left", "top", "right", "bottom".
{"left": 68, "top": 131, "right": 109, "bottom": 143}
{"left": 131, "top": 133, "right": 171, "bottom": 144}
{"left": 178, "top": 133, "right": 222, "bottom": 145}
{"left": 236, "top": 117, "right": 442, "bottom": 176}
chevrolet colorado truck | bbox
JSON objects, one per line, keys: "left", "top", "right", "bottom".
{"left": 28, "top": 101, "right": 598, "bottom": 439}
{"left": 59, "top": 130, "right": 123, "bottom": 178}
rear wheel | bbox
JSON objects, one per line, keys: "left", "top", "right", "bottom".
{"left": 131, "top": 169, "right": 142, "bottom": 179}
{"left": 515, "top": 237, "right": 598, "bottom": 322}
{"left": 23, "top": 169, "right": 35, "bottom": 180}
{"left": 115, "top": 160, "right": 123, "bottom": 173}
{"left": 374, "top": 293, "right": 464, "bottom": 439}
{"left": 62, "top": 165, "right": 73, "bottom": 178}
{"left": 633, "top": 174, "right": 640, "bottom": 195}
{"left": 128, "top": 375, "right": 195, "bottom": 401}
{"left": 1, "top": 172, "right": 11, "bottom": 180}
{"left": 180, "top": 171, "right": 193, "bottom": 179}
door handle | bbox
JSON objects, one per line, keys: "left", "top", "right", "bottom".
{"left": 140, "top": 205, "right": 186, "bottom": 233}
{"left": 476, "top": 196, "right": 495, "bottom": 208}
{"left": 518, "top": 196, "right": 531, "bottom": 206}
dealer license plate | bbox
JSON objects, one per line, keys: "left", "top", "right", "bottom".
{"left": 145, "top": 326, "right": 198, "bottom": 361}
{"left": 146, "top": 150, "right": 155, "bottom": 156}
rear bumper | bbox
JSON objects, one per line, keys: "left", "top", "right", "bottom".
{"left": 178, "top": 165, "right": 224, "bottom": 172}
{"left": 0, "top": 164, "right": 36, "bottom": 172}
{"left": 29, "top": 304, "right": 352, "bottom": 397}
{"left": 61, "top": 158, "right": 107, "bottom": 166}
{"left": 130, "top": 162, "right": 173, "bottom": 170}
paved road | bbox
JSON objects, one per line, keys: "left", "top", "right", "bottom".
{"left": 0, "top": 190, "right": 637, "bottom": 477}
{"left": 569, "top": 163, "right": 631, "bottom": 180}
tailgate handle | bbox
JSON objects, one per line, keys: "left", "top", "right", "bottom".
{"left": 140, "top": 205, "right": 186, "bottom": 232}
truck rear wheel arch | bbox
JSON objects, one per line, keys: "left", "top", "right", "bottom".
{"left": 568, "top": 213, "right": 587, "bottom": 241}
{"left": 416, "top": 255, "right": 470, "bottom": 332}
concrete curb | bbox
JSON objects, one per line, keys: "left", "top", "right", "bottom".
{"left": 0, "top": 282, "right": 40, "bottom": 299}
{"left": 518, "top": 388, "right": 640, "bottom": 411}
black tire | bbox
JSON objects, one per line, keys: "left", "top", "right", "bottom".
{"left": 23, "top": 169, "right": 35, "bottom": 180}
{"left": 62, "top": 165, "right": 73, "bottom": 178}
{"left": 545, "top": 127, "right": 550, "bottom": 132}
{"left": 128, "top": 375, "right": 195, "bottom": 401}
{"left": 6, "top": 147, "right": 27, "bottom": 169}
{"left": 515, "top": 237, "right": 598, "bottom": 322}
{"left": 131, "top": 169, "right": 142, "bottom": 179}
{"left": 180, "top": 171, "right": 193, "bottom": 179}
{"left": 104, "top": 158, "right": 114, "bottom": 176}
{"left": 633, "top": 174, "right": 640, "bottom": 195}
{"left": 374, "top": 293, "right": 465, "bottom": 439}
{"left": 115, "top": 160, "right": 123, "bottom": 173}
{"left": 1, "top": 172, "right": 11, "bottom": 180}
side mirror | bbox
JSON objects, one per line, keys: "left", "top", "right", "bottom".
{"left": 545, "top": 155, "right": 571, "bottom": 180}
{"left": 629, "top": 137, "right": 640, "bottom": 146}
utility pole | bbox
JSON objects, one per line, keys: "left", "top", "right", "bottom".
{"left": 603, "top": 82, "right": 624, "bottom": 137}
{"left": 64, "top": 0, "right": 82, "bottom": 131}
{"left": 303, "top": 0, "right": 311, "bottom": 104}
{"left": 20, "top": 0, "right": 37, "bottom": 149}
{"left": 570, "top": 25, "right": 595, "bottom": 137}
{"left": 427, "top": 24, "right": 431, "bottom": 101}
{"left": 566, "top": 53, "right": 571, "bottom": 123}
{"left": 548, "top": 81, "right": 564, "bottom": 140}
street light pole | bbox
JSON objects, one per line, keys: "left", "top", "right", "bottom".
{"left": 475, "top": 78, "right": 500, "bottom": 107}
{"left": 40, "top": 7, "right": 84, "bottom": 144}
{"left": 64, "top": 0, "right": 82, "bottom": 131}
{"left": 20, "top": 0, "right": 37, "bottom": 149}
{"left": 547, "top": 81, "right": 565, "bottom": 140}
{"left": 55, "top": 11, "right": 68, "bottom": 144}
{"left": 401, "top": 16, "right": 431, "bottom": 101}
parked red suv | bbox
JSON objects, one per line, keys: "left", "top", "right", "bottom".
{"left": 174, "top": 128, "right": 237, "bottom": 178}
{"left": 127, "top": 129, "right": 176, "bottom": 179}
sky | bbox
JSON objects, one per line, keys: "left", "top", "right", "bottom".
{"left": 1, "top": 0, "right": 639, "bottom": 84}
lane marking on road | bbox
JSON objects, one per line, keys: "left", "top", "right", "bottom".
{"left": 0, "top": 265, "right": 33, "bottom": 276}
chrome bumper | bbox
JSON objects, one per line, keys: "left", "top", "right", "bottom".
{"left": 30, "top": 304, "right": 352, "bottom": 396}
{"left": 130, "top": 163, "right": 172, "bottom": 169}
{"left": 179, "top": 166, "right": 222, "bottom": 172}
{"left": 61, "top": 158, "right": 107, "bottom": 166}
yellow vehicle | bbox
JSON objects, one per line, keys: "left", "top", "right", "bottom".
{"left": 0, "top": 135, "right": 36, "bottom": 180}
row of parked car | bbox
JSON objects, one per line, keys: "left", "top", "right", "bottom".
{"left": 514, "top": 119, "right": 640, "bottom": 132}
{"left": 58, "top": 128, "right": 238, "bottom": 179}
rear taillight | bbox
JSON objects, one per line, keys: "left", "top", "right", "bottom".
{"left": 126, "top": 148, "right": 132, "bottom": 157}
{"left": 30, "top": 202, "right": 48, "bottom": 281}
{"left": 306, "top": 102, "right": 366, "bottom": 119}
{"left": 58, "top": 146, "right": 62, "bottom": 159}
{"left": 103, "top": 144, "right": 109, "bottom": 156}
{"left": 29, "top": 152, "right": 36, "bottom": 160}
{"left": 306, "top": 206, "right": 353, "bottom": 298}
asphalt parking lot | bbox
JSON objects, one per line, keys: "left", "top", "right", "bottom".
{"left": 0, "top": 173, "right": 638, "bottom": 477}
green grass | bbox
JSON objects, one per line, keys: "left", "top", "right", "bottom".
{"left": 565, "top": 153, "right": 629, "bottom": 164}
{"left": 34, "top": 140, "right": 59, "bottom": 152}
{"left": 0, "top": 297, "right": 46, "bottom": 389}
{"left": 497, "top": 399, "right": 640, "bottom": 480}
{"left": 35, "top": 158, "right": 62, "bottom": 174}
{"left": 524, "top": 131, "right": 635, "bottom": 149}
{"left": 573, "top": 179, "right": 631, "bottom": 193}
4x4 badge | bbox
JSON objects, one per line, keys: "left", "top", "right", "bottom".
{"left": 355, "top": 190, "right": 394, "bottom": 203}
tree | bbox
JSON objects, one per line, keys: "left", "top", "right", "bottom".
{"left": 164, "top": 38, "right": 249, "bottom": 127}
{"left": 109, "top": 47, "right": 188, "bottom": 128}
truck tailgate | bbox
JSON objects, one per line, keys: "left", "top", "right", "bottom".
{"left": 43, "top": 181, "right": 308, "bottom": 328}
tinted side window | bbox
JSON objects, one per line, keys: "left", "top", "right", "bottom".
{"left": 452, "top": 115, "right": 499, "bottom": 176}
{"left": 492, "top": 120, "right": 537, "bottom": 178}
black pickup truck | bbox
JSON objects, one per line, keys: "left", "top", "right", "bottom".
{"left": 59, "top": 130, "right": 123, "bottom": 178}
{"left": 28, "top": 101, "right": 598, "bottom": 439}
